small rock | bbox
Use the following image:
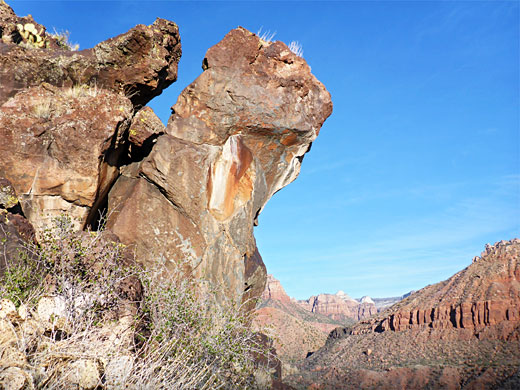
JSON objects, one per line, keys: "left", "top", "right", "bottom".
{"left": 37, "top": 296, "right": 66, "bottom": 323}
{"left": 0, "top": 298, "right": 17, "bottom": 319}
{"left": 104, "top": 355, "right": 134, "bottom": 389}
{"left": 0, "top": 367, "right": 28, "bottom": 390}
{"left": 68, "top": 359, "right": 100, "bottom": 389}
{"left": 18, "top": 304, "right": 29, "bottom": 320}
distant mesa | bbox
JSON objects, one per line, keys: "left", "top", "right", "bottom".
{"left": 359, "top": 295, "right": 375, "bottom": 305}
{"left": 254, "top": 274, "right": 411, "bottom": 367}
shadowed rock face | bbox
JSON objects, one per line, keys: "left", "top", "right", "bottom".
{"left": 0, "top": 1, "right": 181, "bottom": 108}
{"left": 106, "top": 27, "right": 332, "bottom": 303}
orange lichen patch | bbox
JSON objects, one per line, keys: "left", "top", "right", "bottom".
{"left": 280, "top": 132, "right": 298, "bottom": 146}
{"left": 208, "top": 136, "right": 254, "bottom": 221}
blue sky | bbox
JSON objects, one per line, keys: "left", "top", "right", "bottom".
{"left": 10, "top": 1, "right": 519, "bottom": 299}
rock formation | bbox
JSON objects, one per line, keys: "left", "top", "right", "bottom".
{"left": 371, "top": 292, "right": 411, "bottom": 311}
{"left": 105, "top": 27, "right": 332, "bottom": 304}
{"left": 284, "top": 240, "right": 520, "bottom": 389}
{"left": 0, "top": 2, "right": 181, "bottom": 108}
{"left": 350, "top": 239, "right": 520, "bottom": 339}
{"left": 0, "top": 1, "right": 180, "bottom": 236}
{"left": 0, "top": 1, "right": 332, "bottom": 310}
{"left": 261, "top": 274, "right": 292, "bottom": 304}
{"left": 297, "top": 291, "right": 377, "bottom": 322}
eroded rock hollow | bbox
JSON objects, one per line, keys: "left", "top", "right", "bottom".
{"left": 0, "top": 1, "right": 332, "bottom": 306}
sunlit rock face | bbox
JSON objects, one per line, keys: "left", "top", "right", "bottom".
{"left": 287, "top": 240, "right": 520, "bottom": 390}
{"left": 0, "top": 1, "right": 181, "bottom": 236}
{"left": 0, "top": 0, "right": 332, "bottom": 307}
{"left": 106, "top": 27, "right": 332, "bottom": 304}
{"left": 0, "top": 84, "right": 134, "bottom": 236}
{"left": 0, "top": 1, "right": 181, "bottom": 107}
{"left": 351, "top": 239, "right": 520, "bottom": 339}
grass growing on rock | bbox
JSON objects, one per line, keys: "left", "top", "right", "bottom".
{"left": 0, "top": 214, "right": 273, "bottom": 389}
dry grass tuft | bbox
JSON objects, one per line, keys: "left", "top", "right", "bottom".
{"left": 32, "top": 98, "right": 53, "bottom": 119}
{"left": 63, "top": 83, "right": 99, "bottom": 99}
{"left": 288, "top": 41, "right": 304, "bottom": 58}
{"left": 48, "top": 28, "right": 79, "bottom": 51}
{"left": 257, "top": 27, "right": 276, "bottom": 43}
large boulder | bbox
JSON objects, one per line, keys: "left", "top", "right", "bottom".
{"left": 0, "top": 0, "right": 333, "bottom": 309}
{"left": 106, "top": 27, "right": 332, "bottom": 303}
{"left": 0, "top": 1, "right": 181, "bottom": 236}
{"left": 0, "top": 84, "right": 134, "bottom": 234}
{"left": 0, "top": 1, "right": 181, "bottom": 108}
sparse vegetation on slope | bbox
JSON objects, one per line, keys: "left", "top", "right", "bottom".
{"left": 0, "top": 214, "right": 274, "bottom": 389}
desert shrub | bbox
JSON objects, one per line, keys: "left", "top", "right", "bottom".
{"left": 0, "top": 248, "right": 43, "bottom": 306}
{"left": 48, "top": 28, "right": 79, "bottom": 51}
{"left": 130, "top": 267, "right": 272, "bottom": 389}
{"left": 0, "top": 214, "right": 273, "bottom": 389}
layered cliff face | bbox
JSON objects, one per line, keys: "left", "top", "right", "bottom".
{"left": 285, "top": 240, "right": 520, "bottom": 389}
{"left": 351, "top": 239, "right": 520, "bottom": 339}
{"left": 298, "top": 291, "right": 377, "bottom": 322}
{"left": 0, "top": 2, "right": 332, "bottom": 309}
{"left": 253, "top": 275, "right": 347, "bottom": 365}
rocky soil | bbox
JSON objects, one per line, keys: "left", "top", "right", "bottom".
{"left": 284, "top": 239, "right": 520, "bottom": 389}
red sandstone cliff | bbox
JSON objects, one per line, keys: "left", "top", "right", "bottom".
{"left": 351, "top": 239, "right": 520, "bottom": 340}
{"left": 253, "top": 275, "right": 346, "bottom": 364}
{"left": 285, "top": 239, "right": 520, "bottom": 389}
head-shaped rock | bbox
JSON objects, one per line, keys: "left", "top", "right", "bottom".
{"left": 108, "top": 27, "right": 332, "bottom": 306}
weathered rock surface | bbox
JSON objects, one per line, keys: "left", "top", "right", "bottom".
{"left": 106, "top": 27, "right": 332, "bottom": 303}
{"left": 0, "top": 1, "right": 181, "bottom": 108}
{"left": 0, "top": 84, "right": 134, "bottom": 235}
{"left": 285, "top": 239, "right": 520, "bottom": 389}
